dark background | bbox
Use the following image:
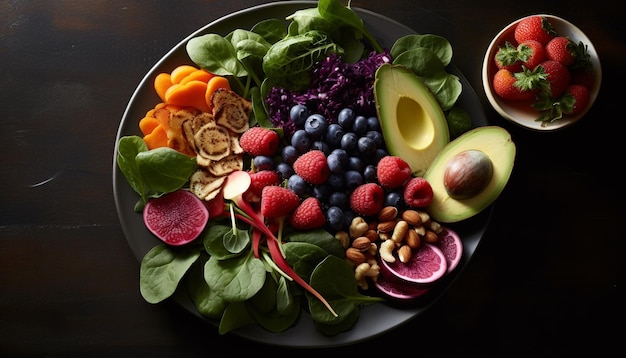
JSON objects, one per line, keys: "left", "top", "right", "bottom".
{"left": 2, "top": 0, "right": 625, "bottom": 356}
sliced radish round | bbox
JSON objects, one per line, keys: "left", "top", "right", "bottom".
{"left": 143, "top": 190, "right": 209, "bottom": 246}
{"left": 378, "top": 243, "right": 448, "bottom": 285}
{"left": 436, "top": 226, "right": 463, "bottom": 273}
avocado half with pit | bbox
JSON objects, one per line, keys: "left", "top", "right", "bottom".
{"left": 423, "top": 126, "right": 516, "bottom": 223}
{"left": 374, "top": 64, "right": 450, "bottom": 177}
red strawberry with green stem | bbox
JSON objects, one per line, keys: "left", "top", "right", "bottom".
{"left": 514, "top": 15, "right": 556, "bottom": 45}
{"left": 517, "top": 40, "right": 546, "bottom": 70}
{"left": 545, "top": 36, "right": 577, "bottom": 66}
{"left": 493, "top": 68, "right": 542, "bottom": 101}
{"left": 494, "top": 41, "right": 522, "bottom": 72}
{"left": 538, "top": 60, "right": 571, "bottom": 98}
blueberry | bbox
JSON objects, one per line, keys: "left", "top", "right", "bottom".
{"left": 287, "top": 174, "right": 311, "bottom": 196}
{"left": 374, "top": 148, "right": 389, "bottom": 162}
{"left": 344, "top": 170, "right": 363, "bottom": 190}
{"left": 340, "top": 132, "right": 358, "bottom": 153}
{"left": 327, "top": 173, "right": 345, "bottom": 190}
{"left": 366, "top": 130, "right": 385, "bottom": 148}
{"left": 347, "top": 156, "right": 364, "bottom": 172}
{"left": 357, "top": 136, "right": 376, "bottom": 155}
{"left": 290, "top": 129, "right": 311, "bottom": 153}
{"left": 289, "top": 104, "right": 309, "bottom": 128}
{"left": 276, "top": 162, "right": 294, "bottom": 180}
{"left": 313, "top": 184, "right": 331, "bottom": 202}
{"left": 304, "top": 113, "right": 328, "bottom": 139}
{"left": 352, "top": 115, "right": 368, "bottom": 135}
{"left": 326, "top": 206, "right": 344, "bottom": 232}
{"left": 337, "top": 108, "right": 355, "bottom": 129}
{"left": 363, "top": 164, "right": 377, "bottom": 183}
{"left": 328, "top": 191, "right": 348, "bottom": 209}
{"left": 326, "top": 153, "right": 344, "bottom": 174}
{"left": 330, "top": 148, "right": 348, "bottom": 164}
{"left": 312, "top": 140, "right": 330, "bottom": 155}
{"left": 342, "top": 209, "right": 356, "bottom": 231}
{"left": 325, "top": 123, "right": 344, "bottom": 148}
{"left": 384, "top": 191, "right": 404, "bottom": 207}
{"left": 281, "top": 145, "right": 299, "bottom": 165}
{"left": 253, "top": 155, "right": 274, "bottom": 171}
{"left": 367, "top": 116, "right": 381, "bottom": 131}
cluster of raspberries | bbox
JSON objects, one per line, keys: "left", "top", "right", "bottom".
{"left": 239, "top": 127, "right": 434, "bottom": 232}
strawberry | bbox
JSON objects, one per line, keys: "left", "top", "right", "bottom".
{"left": 514, "top": 15, "right": 556, "bottom": 45}
{"left": 289, "top": 197, "right": 326, "bottom": 230}
{"left": 538, "top": 60, "right": 571, "bottom": 98}
{"left": 245, "top": 170, "right": 281, "bottom": 202}
{"left": 293, "top": 150, "right": 330, "bottom": 185}
{"left": 545, "top": 36, "right": 576, "bottom": 66}
{"left": 350, "top": 183, "right": 384, "bottom": 217}
{"left": 403, "top": 177, "right": 433, "bottom": 208}
{"left": 517, "top": 40, "right": 546, "bottom": 70}
{"left": 376, "top": 156, "right": 412, "bottom": 189}
{"left": 492, "top": 68, "right": 538, "bottom": 100}
{"left": 494, "top": 41, "right": 522, "bottom": 72}
{"left": 239, "top": 126, "right": 280, "bottom": 156}
{"left": 260, "top": 186, "right": 300, "bottom": 218}
{"left": 561, "top": 84, "right": 590, "bottom": 115}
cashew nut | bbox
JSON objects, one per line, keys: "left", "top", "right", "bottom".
{"left": 379, "top": 239, "right": 396, "bottom": 263}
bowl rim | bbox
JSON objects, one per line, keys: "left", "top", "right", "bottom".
{"left": 482, "top": 14, "right": 602, "bottom": 132}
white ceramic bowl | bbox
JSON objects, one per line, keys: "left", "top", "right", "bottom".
{"left": 482, "top": 14, "right": 601, "bottom": 131}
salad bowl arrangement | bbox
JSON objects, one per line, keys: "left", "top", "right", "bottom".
{"left": 113, "top": 0, "right": 504, "bottom": 347}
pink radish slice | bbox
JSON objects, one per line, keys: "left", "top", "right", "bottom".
{"left": 374, "top": 271, "right": 430, "bottom": 302}
{"left": 436, "top": 226, "right": 463, "bottom": 273}
{"left": 143, "top": 190, "right": 209, "bottom": 246}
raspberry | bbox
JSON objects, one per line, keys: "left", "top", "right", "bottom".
{"left": 293, "top": 150, "right": 330, "bottom": 185}
{"left": 376, "top": 156, "right": 412, "bottom": 189}
{"left": 245, "top": 170, "right": 280, "bottom": 202}
{"left": 239, "top": 127, "right": 280, "bottom": 156}
{"left": 403, "top": 177, "right": 434, "bottom": 208}
{"left": 289, "top": 197, "right": 326, "bottom": 230}
{"left": 260, "top": 186, "right": 300, "bottom": 218}
{"left": 350, "top": 183, "right": 384, "bottom": 217}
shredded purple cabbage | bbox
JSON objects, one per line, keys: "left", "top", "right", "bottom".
{"left": 265, "top": 49, "right": 392, "bottom": 136}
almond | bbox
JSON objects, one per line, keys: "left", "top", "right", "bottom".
{"left": 377, "top": 220, "right": 397, "bottom": 233}
{"left": 401, "top": 209, "right": 422, "bottom": 226}
{"left": 345, "top": 247, "right": 367, "bottom": 265}
{"left": 377, "top": 206, "right": 398, "bottom": 222}
{"left": 397, "top": 245, "right": 412, "bottom": 263}
{"left": 351, "top": 237, "right": 372, "bottom": 251}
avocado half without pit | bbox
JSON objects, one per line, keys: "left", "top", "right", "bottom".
{"left": 374, "top": 63, "right": 450, "bottom": 177}
{"left": 423, "top": 126, "right": 516, "bottom": 223}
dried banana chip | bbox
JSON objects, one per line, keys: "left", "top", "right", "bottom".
{"left": 207, "top": 153, "right": 243, "bottom": 177}
{"left": 194, "top": 122, "right": 231, "bottom": 161}
{"left": 212, "top": 88, "right": 251, "bottom": 133}
{"left": 189, "top": 169, "right": 226, "bottom": 201}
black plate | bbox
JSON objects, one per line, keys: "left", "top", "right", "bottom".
{"left": 113, "top": 0, "right": 491, "bottom": 348}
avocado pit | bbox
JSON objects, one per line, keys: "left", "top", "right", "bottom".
{"left": 443, "top": 149, "right": 493, "bottom": 200}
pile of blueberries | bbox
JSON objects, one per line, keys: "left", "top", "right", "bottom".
{"left": 254, "top": 104, "right": 405, "bottom": 232}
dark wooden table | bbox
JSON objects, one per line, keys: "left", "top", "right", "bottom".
{"left": 2, "top": 0, "right": 625, "bottom": 355}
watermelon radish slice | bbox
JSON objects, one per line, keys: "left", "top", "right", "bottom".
{"left": 374, "top": 270, "right": 430, "bottom": 302}
{"left": 143, "top": 190, "right": 209, "bottom": 246}
{"left": 436, "top": 227, "right": 463, "bottom": 273}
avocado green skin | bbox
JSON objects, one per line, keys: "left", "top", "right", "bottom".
{"left": 374, "top": 64, "right": 450, "bottom": 177}
{"left": 423, "top": 126, "right": 516, "bottom": 223}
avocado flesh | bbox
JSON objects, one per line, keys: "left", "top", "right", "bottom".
{"left": 374, "top": 64, "right": 450, "bottom": 177}
{"left": 423, "top": 126, "right": 516, "bottom": 223}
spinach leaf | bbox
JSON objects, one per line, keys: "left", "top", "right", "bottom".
{"left": 307, "top": 256, "right": 383, "bottom": 325}
{"left": 204, "top": 250, "right": 266, "bottom": 302}
{"left": 250, "top": 18, "right": 288, "bottom": 44}
{"left": 218, "top": 301, "right": 256, "bottom": 335}
{"left": 262, "top": 30, "right": 341, "bottom": 90}
{"left": 393, "top": 47, "right": 462, "bottom": 110}
{"left": 246, "top": 274, "right": 300, "bottom": 333}
{"left": 186, "top": 256, "right": 227, "bottom": 319}
{"left": 135, "top": 146, "right": 197, "bottom": 196}
{"left": 117, "top": 136, "right": 148, "bottom": 203}
{"left": 186, "top": 33, "right": 248, "bottom": 78}
{"left": 391, "top": 34, "right": 453, "bottom": 66}
{"left": 283, "top": 242, "right": 329, "bottom": 280}
{"left": 139, "top": 244, "right": 202, "bottom": 303}
{"left": 285, "top": 229, "right": 345, "bottom": 258}
{"left": 316, "top": 0, "right": 382, "bottom": 53}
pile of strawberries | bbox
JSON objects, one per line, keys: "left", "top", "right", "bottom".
{"left": 239, "top": 127, "right": 434, "bottom": 232}
{"left": 491, "top": 15, "right": 596, "bottom": 125}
